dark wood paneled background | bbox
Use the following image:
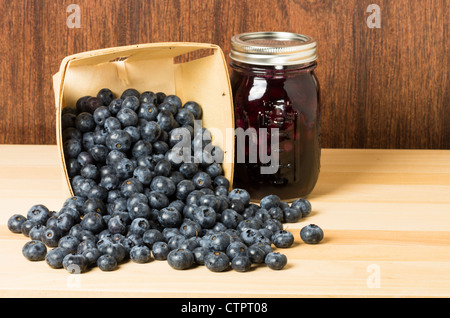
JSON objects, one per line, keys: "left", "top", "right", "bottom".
{"left": 0, "top": 0, "right": 448, "bottom": 149}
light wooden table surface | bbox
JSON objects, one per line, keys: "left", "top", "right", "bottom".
{"left": 1, "top": 145, "right": 449, "bottom": 298}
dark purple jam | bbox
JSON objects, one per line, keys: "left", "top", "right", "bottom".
{"left": 230, "top": 61, "right": 321, "bottom": 201}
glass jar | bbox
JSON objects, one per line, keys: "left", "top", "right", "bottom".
{"left": 229, "top": 32, "right": 321, "bottom": 202}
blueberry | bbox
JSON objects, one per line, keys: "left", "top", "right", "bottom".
{"left": 82, "top": 248, "right": 102, "bottom": 267}
{"left": 80, "top": 212, "right": 105, "bottom": 234}
{"left": 97, "top": 88, "right": 114, "bottom": 106}
{"left": 84, "top": 97, "right": 103, "bottom": 114}
{"left": 107, "top": 215, "right": 128, "bottom": 235}
{"left": 89, "top": 145, "right": 109, "bottom": 163}
{"left": 104, "top": 116, "right": 122, "bottom": 133}
{"left": 8, "top": 214, "right": 27, "bottom": 233}
{"left": 150, "top": 176, "right": 176, "bottom": 197}
{"left": 268, "top": 207, "right": 284, "bottom": 222}
{"left": 130, "top": 245, "right": 152, "bottom": 263}
{"left": 121, "top": 88, "right": 140, "bottom": 100}
{"left": 93, "top": 106, "right": 111, "bottom": 126}
{"left": 122, "top": 96, "right": 140, "bottom": 111}
{"left": 133, "top": 166, "right": 153, "bottom": 185}
{"left": 138, "top": 102, "right": 159, "bottom": 121}
{"left": 139, "top": 91, "right": 157, "bottom": 104}
{"left": 213, "top": 176, "right": 230, "bottom": 190}
{"left": 146, "top": 191, "right": 170, "bottom": 209}
{"left": 97, "top": 254, "right": 118, "bottom": 271}
{"left": 63, "top": 138, "right": 82, "bottom": 159}
{"left": 75, "top": 112, "right": 95, "bottom": 132}
{"left": 167, "top": 248, "right": 194, "bottom": 270}
{"left": 291, "top": 198, "right": 312, "bottom": 218}
{"left": 246, "top": 245, "right": 265, "bottom": 264}
{"left": 183, "top": 101, "right": 202, "bottom": 119}
{"left": 220, "top": 209, "right": 243, "bottom": 230}
{"left": 205, "top": 163, "right": 223, "bottom": 179}
{"left": 142, "top": 229, "right": 165, "bottom": 248}
{"left": 124, "top": 126, "right": 141, "bottom": 143}
{"left": 208, "top": 232, "right": 231, "bottom": 252}
{"left": 27, "top": 204, "right": 51, "bottom": 225}
{"left": 117, "top": 107, "right": 138, "bottom": 127}
{"left": 41, "top": 225, "right": 63, "bottom": 248}
{"left": 300, "top": 224, "right": 324, "bottom": 244}
{"left": 271, "top": 230, "right": 294, "bottom": 248}
{"left": 240, "top": 228, "right": 266, "bottom": 246}
{"left": 129, "top": 202, "right": 152, "bottom": 220}
{"left": 228, "top": 188, "right": 251, "bottom": 206}
{"left": 77, "top": 239, "right": 97, "bottom": 254}
{"left": 192, "top": 172, "right": 212, "bottom": 189}
{"left": 58, "top": 235, "right": 80, "bottom": 253}
{"left": 45, "top": 247, "right": 70, "bottom": 269}
{"left": 63, "top": 253, "right": 88, "bottom": 273}
{"left": 80, "top": 164, "right": 99, "bottom": 180}
{"left": 132, "top": 140, "right": 152, "bottom": 158}
{"left": 179, "top": 237, "right": 200, "bottom": 251}
{"left": 226, "top": 241, "right": 248, "bottom": 260}
{"left": 205, "top": 251, "right": 229, "bottom": 272}
{"left": 283, "top": 207, "right": 302, "bottom": 223}
{"left": 193, "top": 206, "right": 217, "bottom": 229}
{"left": 155, "top": 92, "right": 167, "bottom": 104}
{"left": 83, "top": 198, "right": 106, "bottom": 215}
{"left": 164, "top": 94, "right": 182, "bottom": 109}
{"left": 152, "top": 241, "right": 171, "bottom": 260}
{"left": 129, "top": 218, "right": 150, "bottom": 236}
{"left": 175, "top": 180, "right": 196, "bottom": 201}
{"left": 259, "top": 194, "right": 281, "bottom": 210}
{"left": 175, "top": 108, "right": 195, "bottom": 126}
{"left": 114, "top": 157, "right": 135, "bottom": 180}
{"left": 76, "top": 95, "right": 91, "bottom": 113}
{"left": 120, "top": 178, "right": 144, "bottom": 197}
{"left": 179, "top": 162, "right": 199, "bottom": 179}
{"left": 102, "top": 243, "right": 127, "bottom": 263}
{"left": 22, "top": 240, "right": 47, "bottom": 261}
{"left": 158, "top": 101, "right": 178, "bottom": 115}
{"left": 154, "top": 159, "right": 172, "bottom": 177}
{"left": 157, "top": 109, "right": 176, "bottom": 132}
{"left": 106, "top": 129, "right": 132, "bottom": 153}
{"left": 265, "top": 252, "right": 287, "bottom": 270}
{"left": 197, "top": 195, "right": 220, "bottom": 212}
{"left": 157, "top": 207, "right": 183, "bottom": 228}
{"left": 140, "top": 120, "right": 161, "bottom": 142}
{"left": 231, "top": 255, "right": 252, "bottom": 272}
{"left": 192, "top": 246, "right": 207, "bottom": 265}
{"left": 108, "top": 98, "right": 123, "bottom": 115}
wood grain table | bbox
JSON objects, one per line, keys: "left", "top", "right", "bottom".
{"left": 1, "top": 145, "right": 449, "bottom": 298}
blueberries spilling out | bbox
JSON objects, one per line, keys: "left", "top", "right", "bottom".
{"left": 8, "top": 87, "right": 323, "bottom": 273}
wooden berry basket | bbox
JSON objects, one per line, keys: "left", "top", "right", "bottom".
{"left": 53, "top": 42, "right": 235, "bottom": 197}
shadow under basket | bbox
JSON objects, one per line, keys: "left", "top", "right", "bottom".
{"left": 53, "top": 42, "right": 235, "bottom": 197}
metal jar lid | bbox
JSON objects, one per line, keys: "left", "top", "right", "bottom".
{"left": 230, "top": 31, "right": 317, "bottom": 66}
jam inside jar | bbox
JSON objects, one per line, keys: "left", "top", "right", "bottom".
{"left": 229, "top": 32, "right": 321, "bottom": 202}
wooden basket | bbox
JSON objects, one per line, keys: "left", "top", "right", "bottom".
{"left": 53, "top": 42, "right": 235, "bottom": 197}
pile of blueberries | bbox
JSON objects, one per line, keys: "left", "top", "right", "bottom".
{"left": 7, "top": 88, "right": 324, "bottom": 273}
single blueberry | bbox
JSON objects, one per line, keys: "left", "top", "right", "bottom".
{"left": 300, "top": 224, "right": 324, "bottom": 244}
{"left": 7, "top": 214, "right": 27, "bottom": 234}
{"left": 265, "top": 252, "right": 287, "bottom": 270}
{"left": 130, "top": 245, "right": 152, "bottom": 264}
{"left": 22, "top": 240, "right": 47, "bottom": 261}
{"left": 167, "top": 248, "right": 194, "bottom": 270}
{"left": 97, "top": 254, "right": 118, "bottom": 271}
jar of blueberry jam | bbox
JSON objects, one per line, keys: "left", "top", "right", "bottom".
{"left": 230, "top": 31, "right": 321, "bottom": 202}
